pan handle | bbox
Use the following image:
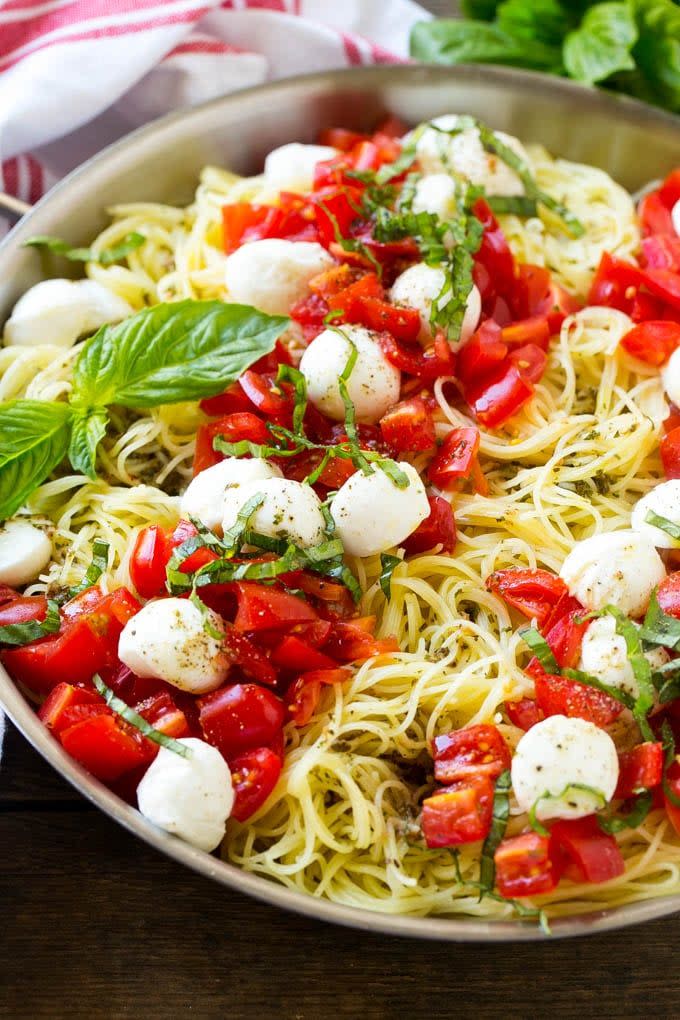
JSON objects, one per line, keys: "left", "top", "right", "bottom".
{"left": 0, "top": 192, "right": 32, "bottom": 222}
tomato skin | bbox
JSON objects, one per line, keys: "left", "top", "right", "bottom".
{"left": 642, "top": 235, "right": 680, "bottom": 272}
{"left": 283, "top": 674, "right": 322, "bottom": 726}
{"left": 549, "top": 816, "right": 625, "bottom": 884}
{"left": 223, "top": 624, "right": 278, "bottom": 686}
{"left": 322, "top": 617, "right": 398, "bottom": 663}
{"left": 457, "top": 321, "right": 507, "bottom": 385}
{"left": 473, "top": 198, "right": 516, "bottom": 299}
{"left": 379, "top": 397, "right": 436, "bottom": 453}
{"left": 657, "top": 572, "right": 680, "bottom": 617}
{"left": 129, "top": 525, "right": 170, "bottom": 599}
{"left": 135, "top": 691, "right": 191, "bottom": 739}
{"left": 615, "top": 742, "right": 663, "bottom": 799}
{"left": 38, "top": 683, "right": 102, "bottom": 735}
{"left": 620, "top": 320, "right": 680, "bottom": 365}
{"left": 198, "top": 683, "right": 285, "bottom": 758}
{"left": 588, "top": 252, "right": 644, "bottom": 313}
{"left": 432, "top": 724, "right": 511, "bottom": 784}
{"left": 543, "top": 600, "right": 589, "bottom": 670}
{"left": 428, "top": 427, "right": 481, "bottom": 489}
{"left": 271, "top": 634, "right": 337, "bottom": 673}
{"left": 239, "top": 370, "right": 291, "bottom": 418}
{"left": 512, "top": 263, "right": 581, "bottom": 333}
{"left": 486, "top": 568, "right": 568, "bottom": 628}
{"left": 661, "top": 426, "right": 680, "bottom": 480}
{"left": 0, "top": 594, "right": 47, "bottom": 627}
{"left": 312, "top": 185, "right": 364, "bottom": 248}
{"left": 533, "top": 668, "right": 623, "bottom": 728}
{"left": 233, "top": 582, "right": 318, "bottom": 633}
{"left": 229, "top": 747, "right": 282, "bottom": 822}
{"left": 378, "top": 330, "right": 456, "bottom": 381}
{"left": 403, "top": 495, "right": 457, "bottom": 555}
{"left": 60, "top": 713, "right": 154, "bottom": 782}
{"left": 421, "top": 775, "right": 495, "bottom": 848}
{"left": 508, "top": 343, "right": 547, "bottom": 384}
{"left": 352, "top": 296, "right": 421, "bottom": 342}
{"left": 504, "top": 698, "right": 542, "bottom": 731}
{"left": 495, "top": 832, "right": 561, "bottom": 898}
{"left": 464, "top": 361, "right": 534, "bottom": 428}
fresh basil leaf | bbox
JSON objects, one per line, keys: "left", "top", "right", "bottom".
{"left": 189, "top": 591, "right": 225, "bottom": 641}
{"left": 276, "top": 363, "right": 308, "bottom": 435}
{"left": 529, "top": 784, "right": 606, "bottom": 836}
{"left": 68, "top": 539, "right": 110, "bottom": 597}
{"left": 627, "top": 0, "right": 680, "bottom": 115}
{"left": 0, "top": 400, "right": 73, "bottom": 521}
{"left": 93, "top": 675, "right": 191, "bottom": 758}
{"left": 0, "top": 598, "right": 60, "bottom": 646}
{"left": 486, "top": 195, "right": 539, "bottom": 216}
{"left": 24, "top": 232, "right": 145, "bottom": 266}
{"left": 479, "top": 769, "right": 511, "bottom": 891}
{"left": 652, "top": 658, "right": 680, "bottom": 704}
{"left": 640, "top": 590, "right": 680, "bottom": 650}
{"left": 564, "top": 2, "right": 638, "bottom": 84}
{"left": 598, "top": 790, "right": 653, "bottom": 834}
{"left": 68, "top": 407, "right": 109, "bottom": 479}
{"left": 461, "top": 0, "right": 500, "bottom": 17}
{"left": 379, "top": 554, "right": 401, "bottom": 599}
{"left": 70, "top": 300, "right": 288, "bottom": 411}
{"left": 645, "top": 509, "right": 680, "bottom": 544}
{"left": 563, "top": 667, "right": 634, "bottom": 709}
{"left": 521, "top": 626, "right": 559, "bottom": 674}
{"left": 410, "top": 18, "right": 562, "bottom": 70}
{"left": 497, "top": 0, "right": 575, "bottom": 46}
{"left": 604, "top": 605, "right": 655, "bottom": 742}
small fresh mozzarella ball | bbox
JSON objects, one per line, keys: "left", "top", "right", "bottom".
{"left": 559, "top": 530, "right": 666, "bottom": 618}
{"left": 662, "top": 347, "right": 680, "bottom": 410}
{"left": 180, "top": 457, "right": 282, "bottom": 532}
{"left": 222, "top": 477, "right": 325, "bottom": 548}
{"left": 579, "top": 615, "right": 668, "bottom": 699}
{"left": 631, "top": 480, "right": 680, "bottom": 548}
{"left": 3, "top": 279, "right": 132, "bottom": 347}
{"left": 264, "top": 142, "right": 337, "bottom": 193}
{"left": 0, "top": 520, "right": 51, "bottom": 586}
{"left": 672, "top": 199, "right": 680, "bottom": 237}
{"left": 511, "top": 715, "right": 619, "bottom": 822}
{"left": 137, "top": 738, "right": 233, "bottom": 852}
{"left": 331, "top": 462, "right": 429, "bottom": 557}
{"left": 406, "top": 115, "right": 528, "bottom": 195}
{"left": 224, "top": 239, "right": 334, "bottom": 315}
{"left": 389, "top": 263, "right": 480, "bottom": 347}
{"left": 412, "top": 173, "right": 458, "bottom": 220}
{"left": 118, "top": 598, "right": 230, "bottom": 694}
{"left": 299, "top": 324, "right": 401, "bottom": 423}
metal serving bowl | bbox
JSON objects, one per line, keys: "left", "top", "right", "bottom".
{"left": 2, "top": 65, "right": 680, "bottom": 941}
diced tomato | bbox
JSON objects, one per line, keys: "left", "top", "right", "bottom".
{"left": 543, "top": 599, "right": 589, "bottom": 670}
{"left": 457, "top": 321, "right": 507, "bottom": 385}
{"left": 312, "top": 185, "right": 364, "bottom": 248}
{"left": 38, "top": 683, "right": 102, "bottom": 735}
{"left": 661, "top": 426, "right": 680, "bottom": 480}
{"left": 642, "top": 235, "right": 680, "bottom": 272}
{"left": 378, "top": 330, "right": 456, "bottom": 381}
{"left": 427, "top": 427, "right": 481, "bottom": 489}
{"left": 495, "top": 831, "right": 561, "bottom": 898}
{"left": 615, "top": 742, "right": 663, "bottom": 799}
{"left": 549, "top": 816, "right": 625, "bottom": 884}
{"left": 657, "top": 572, "right": 680, "bottom": 617}
{"left": 421, "top": 775, "right": 494, "bottom": 847}
{"left": 60, "top": 712, "right": 154, "bottom": 782}
{"left": 621, "top": 320, "right": 680, "bottom": 365}
{"left": 588, "top": 252, "right": 644, "bottom": 313}
{"left": 222, "top": 624, "right": 277, "bottom": 686}
{"left": 271, "top": 634, "right": 337, "bottom": 672}
{"left": 283, "top": 674, "right": 322, "bottom": 726}
{"left": 512, "top": 263, "right": 580, "bottom": 333}
{"left": 533, "top": 669, "right": 623, "bottom": 727}
{"left": 309, "top": 263, "right": 360, "bottom": 299}
{"left": 238, "top": 370, "right": 291, "bottom": 418}
{"left": 290, "top": 575, "right": 352, "bottom": 610}
{"left": 323, "top": 617, "right": 398, "bottom": 663}
{"left": 432, "top": 723, "right": 510, "bottom": 785}
{"left": 317, "top": 127, "right": 368, "bottom": 151}
{"left": 222, "top": 202, "right": 277, "bottom": 253}
{"left": 659, "top": 169, "right": 680, "bottom": 209}
{"left": 501, "top": 316, "right": 550, "bottom": 352}
{"left": 473, "top": 198, "right": 516, "bottom": 299}
{"left": 643, "top": 269, "right": 680, "bottom": 312}
{"left": 129, "top": 525, "right": 170, "bottom": 599}
{"left": 0, "top": 593, "right": 47, "bottom": 628}
{"left": 486, "top": 568, "right": 568, "bottom": 628}
{"left": 351, "top": 296, "right": 421, "bottom": 342}
{"left": 229, "top": 746, "right": 282, "bottom": 822}
{"left": 134, "top": 691, "right": 191, "bottom": 739}
{"left": 290, "top": 291, "right": 329, "bottom": 328}
{"left": 508, "top": 343, "right": 548, "bottom": 384}
{"left": 198, "top": 682, "right": 285, "bottom": 758}
{"left": 639, "top": 190, "right": 675, "bottom": 236}
{"left": 167, "top": 521, "right": 219, "bottom": 577}
{"left": 233, "top": 582, "right": 318, "bottom": 633}
{"left": 199, "top": 381, "right": 254, "bottom": 420}
{"left": 464, "top": 361, "right": 534, "bottom": 428}
{"left": 379, "top": 397, "right": 436, "bottom": 452}
{"left": 505, "top": 697, "right": 542, "bottom": 731}
{"left": 403, "top": 495, "right": 457, "bottom": 555}
{"left": 663, "top": 760, "right": 680, "bottom": 836}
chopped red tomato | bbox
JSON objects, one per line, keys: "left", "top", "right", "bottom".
{"left": 549, "top": 816, "right": 625, "bottom": 884}
{"left": 486, "top": 569, "right": 568, "bottom": 628}
{"left": 639, "top": 191, "right": 675, "bottom": 237}
{"left": 495, "top": 832, "right": 561, "bottom": 897}
{"left": 588, "top": 252, "right": 644, "bottom": 313}
{"left": 135, "top": 691, "right": 191, "bottom": 740}
{"left": 167, "top": 521, "right": 219, "bottom": 577}
{"left": 663, "top": 760, "right": 680, "bottom": 836}
{"left": 464, "top": 362, "right": 534, "bottom": 428}
{"left": 312, "top": 185, "right": 364, "bottom": 248}
{"left": 239, "top": 370, "right": 291, "bottom": 419}
{"left": 543, "top": 599, "right": 589, "bottom": 670}
{"left": 38, "top": 683, "right": 102, "bottom": 735}
{"left": 657, "top": 572, "right": 680, "bottom": 617}
{"left": 642, "top": 235, "right": 680, "bottom": 272}
{"left": 432, "top": 724, "right": 511, "bottom": 784}
{"left": 379, "top": 397, "right": 436, "bottom": 452}
{"left": 644, "top": 269, "right": 680, "bottom": 312}
{"left": 129, "top": 525, "right": 170, "bottom": 599}
{"left": 317, "top": 127, "right": 368, "bottom": 151}
{"left": 513, "top": 263, "right": 581, "bottom": 333}
{"left": 222, "top": 202, "right": 277, "bottom": 253}
{"left": 233, "top": 582, "right": 318, "bottom": 633}
{"left": 198, "top": 682, "right": 285, "bottom": 758}
{"left": 421, "top": 775, "right": 494, "bottom": 847}
{"left": 60, "top": 712, "right": 154, "bottom": 782}
{"left": 0, "top": 593, "right": 47, "bottom": 627}
{"left": 508, "top": 343, "right": 548, "bottom": 384}
{"left": 473, "top": 198, "right": 516, "bottom": 300}
{"left": 620, "top": 320, "right": 680, "bottom": 365}
{"left": 271, "top": 634, "right": 337, "bottom": 673}
{"left": 199, "top": 381, "right": 253, "bottom": 419}
{"left": 323, "top": 617, "right": 398, "bottom": 663}
{"left": 351, "top": 296, "right": 421, "bottom": 342}
{"left": 284, "top": 674, "right": 321, "bottom": 726}
{"left": 501, "top": 316, "right": 550, "bottom": 352}
{"left": 505, "top": 697, "right": 542, "bottom": 731}
{"left": 533, "top": 669, "right": 623, "bottom": 727}
{"left": 457, "top": 321, "right": 507, "bottom": 384}
{"left": 229, "top": 746, "right": 282, "bottom": 822}
{"left": 193, "top": 412, "right": 271, "bottom": 475}
{"left": 615, "top": 742, "right": 663, "bottom": 799}
{"left": 661, "top": 426, "right": 680, "bottom": 480}
{"left": 403, "top": 495, "right": 457, "bottom": 555}
{"left": 378, "top": 330, "right": 456, "bottom": 381}
{"left": 428, "top": 427, "right": 482, "bottom": 490}
{"left": 223, "top": 624, "right": 277, "bottom": 686}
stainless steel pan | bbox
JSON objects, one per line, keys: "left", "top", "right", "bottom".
{"left": 2, "top": 65, "right": 680, "bottom": 941}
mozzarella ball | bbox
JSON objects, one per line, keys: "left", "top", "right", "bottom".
{"left": 672, "top": 198, "right": 680, "bottom": 237}
{"left": 559, "top": 530, "right": 666, "bottom": 618}
{"left": 406, "top": 115, "right": 528, "bottom": 195}
{"left": 3, "top": 278, "right": 132, "bottom": 347}
{"left": 631, "top": 480, "right": 680, "bottom": 549}
{"left": 330, "top": 462, "right": 429, "bottom": 557}
{"left": 0, "top": 520, "right": 52, "bottom": 586}
{"left": 389, "top": 263, "right": 480, "bottom": 347}
{"left": 412, "top": 173, "right": 458, "bottom": 221}
{"left": 180, "top": 457, "right": 282, "bottom": 532}
{"left": 118, "top": 598, "right": 230, "bottom": 694}
{"left": 579, "top": 615, "right": 668, "bottom": 700}
{"left": 224, "top": 238, "right": 334, "bottom": 315}
{"left": 299, "top": 324, "right": 401, "bottom": 423}
{"left": 511, "top": 715, "right": 619, "bottom": 822}
{"left": 663, "top": 347, "right": 680, "bottom": 411}
{"left": 222, "top": 477, "right": 325, "bottom": 549}
{"left": 264, "top": 142, "right": 337, "bottom": 193}
{"left": 137, "top": 738, "right": 233, "bottom": 852}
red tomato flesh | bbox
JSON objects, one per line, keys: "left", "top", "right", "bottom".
{"left": 421, "top": 775, "right": 494, "bottom": 848}
{"left": 486, "top": 569, "right": 568, "bottom": 628}
{"left": 615, "top": 742, "right": 663, "bottom": 799}
{"left": 432, "top": 724, "right": 511, "bottom": 784}
{"left": 549, "top": 816, "right": 625, "bottom": 884}
{"left": 495, "top": 831, "right": 561, "bottom": 898}
{"left": 198, "top": 683, "right": 285, "bottom": 758}
{"left": 229, "top": 746, "right": 282, "bottom": 822}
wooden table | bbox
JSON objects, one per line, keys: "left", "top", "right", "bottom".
{"left": 4, "top": 2, "right": 680, "bottom": 1016}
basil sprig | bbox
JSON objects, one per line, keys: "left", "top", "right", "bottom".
{"left": 24, "top": 232, "right": 145, "bottom": 266}
{"left": 479, "top": 769, "right": 511, "bottom": 891}
{"left": 0, "top": 300, "right": 289, "bottom": 520}
{"left": 0, "top": 598, "right": 60, "bottom": 647}
{"left": 93, "top": 675, "right": 190, "bottom": 758}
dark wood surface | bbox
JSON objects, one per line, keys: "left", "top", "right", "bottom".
{"left": 4, "top": 1, "right": 680, "bottom": 1016}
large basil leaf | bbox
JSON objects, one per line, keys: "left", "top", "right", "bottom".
{"left": 410, "top": 18, "right": 563, "bottom": 70}
{"left": 0, "top": 400, "right": 73, "bottom": 520}
{"left": 497, "top": 0, "right": 575, "bottom": 46}
{"left": 70, "top": 300, "right": 289, "bottom": 410}
{"left": 563, "top": 2, "right": 638, "bottom": 84}
{"left": 627, "top": 0, "right": 680, "bottom": 114}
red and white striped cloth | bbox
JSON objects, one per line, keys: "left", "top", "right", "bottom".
{"left": 0, "top": 0, "right": 430, "bottom": 216}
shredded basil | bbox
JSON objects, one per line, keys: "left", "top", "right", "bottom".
{"left": 520, "top": 626, "right": 558, "bottom": 674}
{"left": 640, "top": 590, "right": 680, "bottom": 650}
{"left": 24, "top": 232, "right": 145, "bottom": 265}
{"left": 485, "top": 195, "right": 539, "bottom": 217}
{"left": 450, "top": 848, "right": 550, "bottom": 932}
{"left": 563, "top": 667, "right": 634, "bottom": 710}
{"left": 529, "top": 784, "right": 606, "bottom": 837}
{"left": 189, "top": 591, "right": 224, "bottom": 641}
{"left": 221, "top": 493, "right": 266, "bottom": 555}
{"left": 644, "top": 509, "right": 680, "bottom": 544}
{"left": 661, "top": 720, "right": 680, "bottom": 809}
{"left": 374, "top": 146, "right": 418, "bottom": 186}
{"left": 68, "top": 539, "right": 110, "bottom": 597}
{"left": 0, "top": 598, "right": 60, "bottom": 647}
{"left": 276, "top": 363, "right": 308, "bottom": 434}
{"left": 93, "top": 675, "right": 191, "bottom": 758}
{"left": 603, "top": 606, "right": 655, "bottom": 742}
{"left": 598, "top": 790, "right": 653, "bottom": 834}
{"left": 479, "top": 769, "right": 511, "bottom": 891}
{"left": 379, "top": 553, "right": 401, "bottom": 600}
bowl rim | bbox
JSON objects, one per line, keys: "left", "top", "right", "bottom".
{"left": 2, "top": 62, "right": 680, "bottom": 942}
